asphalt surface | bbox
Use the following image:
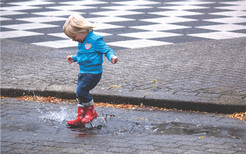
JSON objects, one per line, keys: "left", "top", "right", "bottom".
{"left": 1, "top": 98, "right": 246, "bottom": 153}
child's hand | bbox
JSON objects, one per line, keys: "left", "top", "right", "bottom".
{"left": 67, "top": 55, "right": 74, "bottom": 64}
{"left": 111, "top": 56, "right": 118, "bottom": 64}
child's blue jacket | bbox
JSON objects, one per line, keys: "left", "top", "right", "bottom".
{"left": 72, "top": 31, "right": 116, "bottom": 74}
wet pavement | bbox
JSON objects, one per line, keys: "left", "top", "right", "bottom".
{"left": 1, "top": 98, "right": 246, "bottom": 153}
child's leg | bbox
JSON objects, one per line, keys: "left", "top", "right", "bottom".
{"left": 68, "top": 73, "right": 101, "bottom": 126}
{"left": 76, "top": 73, "right": 102, "bottom": 124}
{"left": 76, "top": 73, "right": 102, "bottom": 106}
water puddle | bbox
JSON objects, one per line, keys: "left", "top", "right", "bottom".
{"left": 151, "top": 122, "right": 241, "bottom": 139}
{"left": 38, "top": 106, "right": 243, "bottom": 139}
{"left": 67, "top": 115, "right": 150, "bottom": 137}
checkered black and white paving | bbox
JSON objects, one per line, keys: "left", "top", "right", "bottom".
{"left": 1, "top": 0, "right": 246, "bottom": 51}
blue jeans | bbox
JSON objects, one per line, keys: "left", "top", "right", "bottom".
{"left": 76, "top": 73, "right": 102, "bottom": 107}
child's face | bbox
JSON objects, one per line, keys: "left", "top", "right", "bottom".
{"left": 72, "top": 31, "right": 88, "bottom": 43}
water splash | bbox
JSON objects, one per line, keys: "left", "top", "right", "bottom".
{"left": 39, "top": 106, "right": 71, "bottom": 124}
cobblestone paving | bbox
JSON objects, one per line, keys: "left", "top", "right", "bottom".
{"left": 1, "top": 98, "right": 246, "bottom": 153}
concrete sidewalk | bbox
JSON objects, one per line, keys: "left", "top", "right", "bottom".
{"left": 1, "top": 38, "right": 246, "bottom": 113}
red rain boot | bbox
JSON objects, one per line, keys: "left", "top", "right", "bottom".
{"left": 81, "top": 105, "right": 98, "bottom": 124}
{"left": 67, "top": 107, "right": 85, "bottom": 127}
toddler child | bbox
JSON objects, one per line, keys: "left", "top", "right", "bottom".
{"left": 63, "top": 14, "right": 118, "bottom": 127}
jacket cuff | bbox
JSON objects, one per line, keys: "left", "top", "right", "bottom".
{"left": 72, "top": 55, "right": 77, "bottom": 62}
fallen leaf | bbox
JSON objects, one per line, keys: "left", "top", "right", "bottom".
{"left": 228, "top": 112, "right": 246, "bottom": 121}
{"left": 109, "top": 83, "right": 121, "bottom": 89}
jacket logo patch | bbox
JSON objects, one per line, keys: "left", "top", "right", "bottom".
{"left": 85, "top": 43, "right": 92, "bottom": 50}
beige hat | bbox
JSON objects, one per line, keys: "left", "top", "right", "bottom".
{"left": 63, "top": 14, "right": 95, "bottom": 39}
